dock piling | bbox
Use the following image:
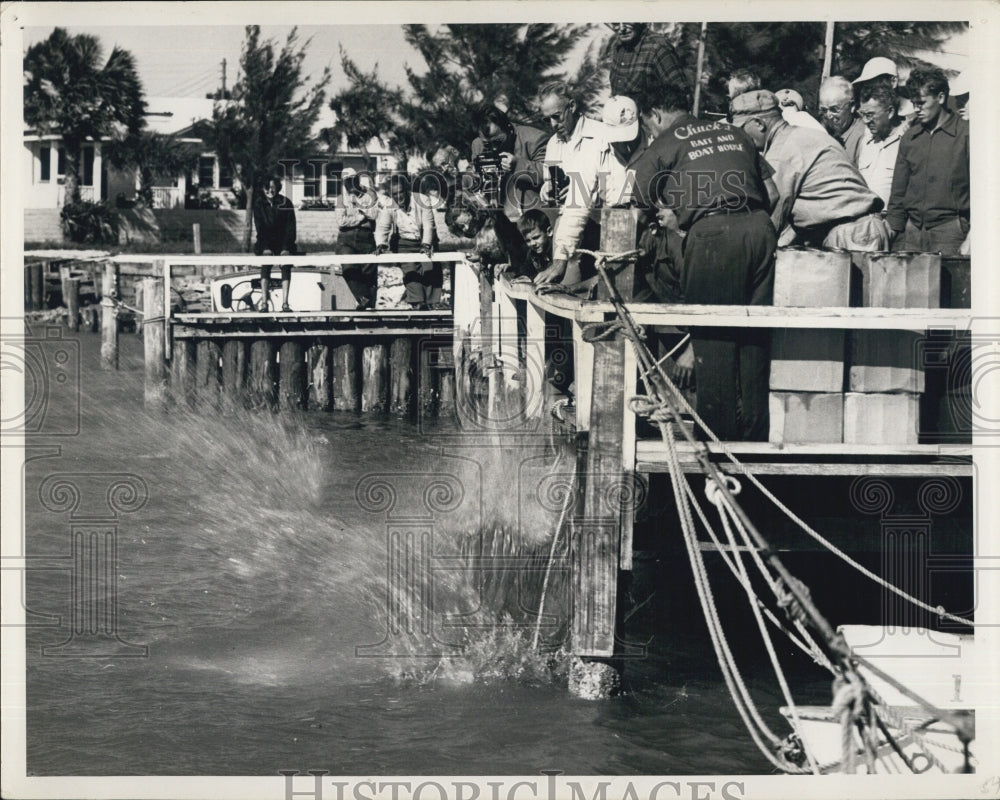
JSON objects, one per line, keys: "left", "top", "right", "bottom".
{"left": 333, "top": 341, "right": 360, "bottom": 412}
{"left": 248, "top": 339, "right": 278, "bottom": 410}
{"left": 221, "top": 339, "right": 249, "bottom": 412}
{"left": 195, "top": 340, "right": 223, "bottom": 410}
{"left": 142, "top": 277, "right": 168, "bottom": 409}
{"left": 308, "top": 342, "right": 332, "bottom": 412}
{"left": 66, "top": 278, "right": 81, "bottom": 332}
{"left": 101, "top": 264, "right": 119, "bottom": 370}
{"left": 389, "top": 338, "right": 413, "bottom": 415}
{"left": 279, "top": 340, "right": 308, "bottom": 411}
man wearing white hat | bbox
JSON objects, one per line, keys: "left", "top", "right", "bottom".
{"left": 852, "top": 57, "right": 915, "bottom": 117}
{"left": 535, "top": 95, "right": 641, "bottom": 286}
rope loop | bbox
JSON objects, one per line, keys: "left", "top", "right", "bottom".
{"left": 705, "top": 475, "right": 742, "bottom": 508}
{"left": 550, "top": 398, "right": 572, "bottom": 423}
{"left": 776, "top": 576, "right": 813, "bottom": 626}
{"left": 581, "top": 319, "right": 638, "bottom": 343}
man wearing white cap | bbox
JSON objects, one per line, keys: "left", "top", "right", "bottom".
{"left": 852, "top": 57, "right": 915, "bottom": 117}
{"left": 773, "top": 88, "right": 827, "bottom": 132}
{"left": 535, "top": 95, "right": 641, "bottom": 286}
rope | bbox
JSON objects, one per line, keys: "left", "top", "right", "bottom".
{"left": 533, "top": 460, "right": 574, "bottom": 652}
{"left": 584, "top": 244, "right": 973, "bottom": 771}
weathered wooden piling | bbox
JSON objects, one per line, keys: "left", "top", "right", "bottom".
{"left": 418, "top": 342, "right": 438, "bottom": 417}
{"left": 142, "top": 278, "right": 168, "bottom": 409}
{"left": 195, "top": 340, "right": 223, "bottom": 409}
{"left": 27, "top": 262, "right": 45, "bottom": 310}
{"left": 101, "top": 264, "right": 119, "bottom": 370}
{"left": 568, "top": 331, "right": 626, "bottom": 699}
{"left": 221, "top": 339, "right": 248, "bottom": 411}
{"left": 247, "top": 339, "right": 278, "bottom": 410}
{"left": 171, "top": 338, "right": 197, "bottom": 408}
{"left": 279, "top": 340, "right": 308, "bottom": 411}
{"left": 308, "top": 343, "right": 332, "bottom": 412}
{"left": 66, "top": 278, "right": 81, "bottom": 332}
{"left": 389, "top": 338, "right": 413, "bottom": 415}
{"left": 361, "top": 340, "right": 389, "bottom": 413}
{"left": 333, "top": 341, "right": 360, "bottom": 412}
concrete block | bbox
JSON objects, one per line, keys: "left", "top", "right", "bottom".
{"left": 770, "top": 329, "right": 845, "bottom": 391}
{"left": 844, "top": 392, "right": 920, "bottom": 445}
{"left": 773, "top": 247, "right": 851, "bottom": 307}
{"left": 849, "top": 330, "right": 925, "bottom": 393}
{"left": 858, "top": 252, "right": 941, "bottom": 308}
{"left": 769, "top": 392, "right": 843, "bottom": 444}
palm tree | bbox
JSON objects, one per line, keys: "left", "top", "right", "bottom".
{"left": 24, "top": 28, "right": 146, "bottom": 204}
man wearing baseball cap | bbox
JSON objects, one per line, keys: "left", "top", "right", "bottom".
{"left": 628, "top": 78, "right": 778, "bottom": 441}
{"left": 732, "top": 89, "right": 889, "bottom": 250}
{"left": 535, "top": 95, "right": 641, "bottom": 286}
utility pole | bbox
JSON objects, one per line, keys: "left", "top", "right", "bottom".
{"left": 821, "top": 21, "right": 835, "bottom": 80}
{"left": 221, "top": 58, "right": 227, "bottom": 98}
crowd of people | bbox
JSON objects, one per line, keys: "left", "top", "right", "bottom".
{"left": 251, "top": 22, "right": 971, "bottom": 441}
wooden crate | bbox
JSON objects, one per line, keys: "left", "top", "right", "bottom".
{"left": 857, "top": 252, "right": 941, "bottom": 308}
{"left": 940, "top": 256, "right": 971, "bottom": 309}
{"left": 773, "top": 247, "right": 851, "bottom": 307}
{"left": 849, "top": 330, "right": 925, "bottom": 393}
{"left": 769, "top": 391, "right": 844, "bottom": 444}
{"left": 770, "top": 329, "right": 845, "bottom": 392}
{"left": 844, "top": 392, "right": 920, "bottom": 445}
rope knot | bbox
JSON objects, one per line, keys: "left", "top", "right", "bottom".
{"left": 704, "top": 475, "right": 742, "bottom": 507}
{"left": 581, "top": 320, "right": 638, "bottom": 343}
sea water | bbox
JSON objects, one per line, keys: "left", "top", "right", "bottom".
{"left": 19, "top": 329, "right": 820, "bottom": 777}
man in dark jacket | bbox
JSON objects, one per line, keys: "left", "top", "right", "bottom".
{"left": 253, "top": 176, "right": 297, "bottom": 312}
{"left": 886, "top": 67, "right": 970, "bottom": 256}
{"left": 469, "top": 104, "right": 548, "bottom": 221}
{"left": 629, "top": 79, "right": 778, "bottom": 441}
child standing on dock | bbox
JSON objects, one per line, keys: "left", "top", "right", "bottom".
{"left": 374, "top": 174, "right": 441, "bottom": 309}
{"left": 253, "top": 176, "right": 297, "bottom": 312}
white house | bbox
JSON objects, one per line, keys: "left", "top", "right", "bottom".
{"left": 25, "top": 97, "right": 400, "bottom": 212}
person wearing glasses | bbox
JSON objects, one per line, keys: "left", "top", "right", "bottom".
{"left": 733, "top": 89, "right": 889, "bottom": 251}
{"left": 605, "top": 22, "right": 687, "bottom": 100}
{"left": 818, "top": 76, "right": 866, "bottom": 166}
{"left": 252, "top": 176, "right": 297, "bottom": 312}
{"left": 886, "top": 68, "right": 970, "bottom": 256}
{"left": 856, "top": 83, "right": 909, "bottom": 205}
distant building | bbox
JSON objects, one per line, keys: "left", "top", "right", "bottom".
{"left": 24, "top": 97, "right": 400, "bottom": 212}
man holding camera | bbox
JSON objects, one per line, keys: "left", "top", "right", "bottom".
{"left": 468, "top": 104, "right": 548, "bottom": 222}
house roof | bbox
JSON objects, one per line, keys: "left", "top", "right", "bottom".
{"left": 143, "top": 96, "right": 218, "bottom": 135}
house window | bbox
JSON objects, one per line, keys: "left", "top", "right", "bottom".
{"left": 198, "top": 156, "right": 215, "bottom": 187}
{"left": 39, "top": 146, "right": 51, "bottom": 182}
{"left": 326, "top": 162, "right": 344, "bottom": 197}
{"left": 82, "top": 146, "right": 95, "bottom": 186}
{"left": 57, "top": 147, "right": 66, "bottom": 180}
{"left": 219, "top": 161, "right": 233, "bottom": 189}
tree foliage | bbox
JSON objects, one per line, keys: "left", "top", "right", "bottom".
{"left": 391, "top": 23, "right": 596, "bottom": 158}
{"left": 105, "top": 131, "right": 200, "bottom": 205}
{"left": 209, "top": 25, "right": 330, "bottom": 250}
{"left": 24, "top": 27, "right": 145, "bottom": 203}
{"left": 326, "top": 48, "right": 404, "bottom": 169}
{"left": 658, "top": 21, "right": 968, "bottom": 117}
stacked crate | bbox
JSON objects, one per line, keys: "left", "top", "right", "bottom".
{"left": 769, "top": 248, "right": 850, "bottom": 443}
{"left": 847, "top": 252, "right": 940, "bottom": 445}
{"left": 767, "top": 249, "right": 941, "bottom": 446}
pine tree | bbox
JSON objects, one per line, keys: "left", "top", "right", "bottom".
{"left": 326, "top": 49, "right": 405, "bottom": 172}
{"left": 397, "top": 23, "right": 595, "bottom": 158}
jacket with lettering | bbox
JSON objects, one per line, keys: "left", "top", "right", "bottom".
{"left": 629, "top": 115, "right": 772, "bottom": 231}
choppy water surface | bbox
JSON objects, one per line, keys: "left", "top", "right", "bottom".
{"left": 22, "top": 331, "right": 828, "bottom": 776}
